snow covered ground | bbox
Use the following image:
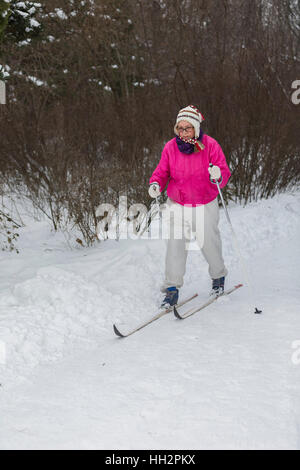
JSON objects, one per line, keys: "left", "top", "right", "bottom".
{"left": 0, "top": 191, "right": 299, "bottom": 450}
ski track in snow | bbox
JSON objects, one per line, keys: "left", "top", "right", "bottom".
{"left": 0, "top": 191, "right": 299, "bottom": 449}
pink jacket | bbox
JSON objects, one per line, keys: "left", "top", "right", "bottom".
{"left": 149, "top": 135, "right": 231, "bottom": 206}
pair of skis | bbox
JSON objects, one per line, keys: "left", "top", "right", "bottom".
{"left": 113, "top": 284, "right": 243, "bottom": 338}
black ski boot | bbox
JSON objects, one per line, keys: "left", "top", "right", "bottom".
{"left": 210, "top": 276, "right": 225, "bottom": 296}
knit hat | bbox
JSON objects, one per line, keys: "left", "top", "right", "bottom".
{"left": 174, "top": 105, "right": 204, "bottom": 139}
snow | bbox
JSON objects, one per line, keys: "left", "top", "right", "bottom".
{"left": 27, "top": 75, "right": 46, "bottom": 87}
{"left": 29, "top": 18, "right": 40, "bottom": 28}
{"left": 0, "top": 191, "right": 299, "bottom": 449}
{"left": 16, "top": 10, "right": 29, "bottom": 18}
{"left": 49, "top": 8, "right": 68, "bottom": 20}
{"left": 18, "top": 39, "right": 32, "bottom": 46}
{"left": 0, "top": 64, "right": 10, "bottom": 79}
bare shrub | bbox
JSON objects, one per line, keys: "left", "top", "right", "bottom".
{"left": 0, "top": 0, "right": 299, "bottom": 245}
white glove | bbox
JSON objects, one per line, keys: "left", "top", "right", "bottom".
{"left": 208, "top": 165, "right": 221, "bottom": 181}
{"left": 148, "top": 182, "right": 160, "bottom": 198}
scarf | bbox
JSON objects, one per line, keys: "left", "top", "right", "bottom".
{"left": 176, "top": 128, "right": 205, "bottom": 154}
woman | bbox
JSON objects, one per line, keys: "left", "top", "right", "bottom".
{"left": 148, "top": 105, "right": 231, "bottom": 308}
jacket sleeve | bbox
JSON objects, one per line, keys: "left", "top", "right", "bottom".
{"left": 149, "top": 144, "right": 170, "bottom": 192}
{"left": 209, "top": 141, "right": 231, "bottom": 189}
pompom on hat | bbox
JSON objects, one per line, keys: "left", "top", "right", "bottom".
{"left": 174, "top": 105, "right": 204, "bottom": 139}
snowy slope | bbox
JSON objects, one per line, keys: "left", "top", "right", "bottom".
{"left": 0, "top": 191, "right": 300, "bottom": 449}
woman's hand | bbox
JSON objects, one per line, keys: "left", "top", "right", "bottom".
{"left": 208, "top": 165, "right": 221, "bottom": 181}
{"left": 148, "top": 182, "right": 160, "bottom": 198}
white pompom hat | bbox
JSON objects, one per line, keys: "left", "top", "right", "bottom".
{"left": 174, "top": 105, "right": 204, "bottom": 139}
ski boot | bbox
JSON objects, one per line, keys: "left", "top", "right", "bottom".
{"left": 210, "top": 276, "right": 225, "bottom": 296}
{"left": 161, "top": 286, "right": 179, "bottom": 309}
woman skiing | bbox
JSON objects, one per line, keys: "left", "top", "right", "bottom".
{"left": 148, "top": 105, "right": 231, "bottom": 308}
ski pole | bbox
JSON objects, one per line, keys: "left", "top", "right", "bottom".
{"left": 209, "top": 164, "right": 262, "bottom": 314}
{"left": 137, "top": 196, "right": 161, "bottom": 238}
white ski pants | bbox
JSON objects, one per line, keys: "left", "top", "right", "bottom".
{"left": 161, "top": 197, "right": 228, "bottom": 292}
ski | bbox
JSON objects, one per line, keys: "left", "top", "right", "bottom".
{"left": 113, "top": 293, "right": 198, "bottom": 338}
{"left": 174, "top": 284, "right": 243, "bottom": 320}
